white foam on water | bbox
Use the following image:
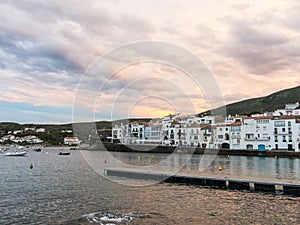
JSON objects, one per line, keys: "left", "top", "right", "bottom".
{"left": 81, "top": 211, "right": 133, "bottom": 224}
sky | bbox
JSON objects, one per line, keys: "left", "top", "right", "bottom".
{"left": 0, "top": 0, "right": 300, "bottom": 123}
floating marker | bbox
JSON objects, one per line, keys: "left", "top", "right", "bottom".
{"left": 218, "top": 165, "right": 222, "bottom": 172}
{"left": 29, "top": 164, "right": 33, "bottom": 169}
{"left": 227, "top": 155, "right": 230, "bottom": 158}
{"left": 138, "top": 155, "right": 141, "bottom": 160}
{"left": 275, "top": 156, "right": 277, "bottom": 159}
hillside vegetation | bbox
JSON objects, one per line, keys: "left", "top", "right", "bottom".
{"left": 198, "top": 85, "right": 300, "bottom": 117}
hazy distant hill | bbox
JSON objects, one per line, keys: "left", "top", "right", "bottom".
{"left": 198, "top": 85, "right": 300, "bottom": 117}
{"left": 1, "top": 85, "right": 300, "bottom": 139}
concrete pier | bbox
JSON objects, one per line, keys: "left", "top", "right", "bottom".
{"left": 283, "top": 184, "right": 300, "bottom": 196}
{"left": 254, "top": 182, "right": 276, "bottom": 193}
{"left": 228, "top": 180, "right": 251, "bottom": 191}
{"left": 104, "top": 168, "right": 300, "bottom": 196}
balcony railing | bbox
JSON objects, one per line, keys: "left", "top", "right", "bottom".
{"left": 256, "top": 137, "right": 270, "bottom": 141}
{"left": 244, "top": 137, "right": 255, "bottom": 141}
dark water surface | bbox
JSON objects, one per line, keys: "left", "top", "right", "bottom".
{"left": 0, "top": 148, "right": 299, "bottom": 224}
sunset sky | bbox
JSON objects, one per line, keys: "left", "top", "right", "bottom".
{"left": 1, "top": 0, "right": 300, "bottom": 123}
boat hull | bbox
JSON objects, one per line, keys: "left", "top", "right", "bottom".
{"left": 4, "top": 151, "right": 27, "bottom": 156}
{"left": 58, "top": 152, "right": 70, "bottom": 155}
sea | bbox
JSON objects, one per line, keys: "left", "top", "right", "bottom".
{"left": 0, "top": 148, "right": 299, "bottom": 225}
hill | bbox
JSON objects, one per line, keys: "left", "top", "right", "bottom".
{"left": 0, "top": 119, "right": 151, "bottom": 146}
{"left": 198, "top": 85, "right": 300, "bottom": 117}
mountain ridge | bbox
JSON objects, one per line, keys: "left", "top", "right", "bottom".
{"left": 198, "top": 85, "right": 300, "bottom": 117}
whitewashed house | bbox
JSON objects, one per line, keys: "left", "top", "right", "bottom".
{"left": 36, "top": 128, "right": 46, "bottom": 133}
{"left": 144, "top": 123, "right": 162, "bottom": 145}
{"left": 229, "top": 118, "right": 243, "bottom": 150}
{"left": 214, "top": 124, "right": 230, "bottom": 149}
{"left": 272, "top": 116, "right": 297, "bottom": 151}
{"left": 64, "top": 137, "right": 81, "bottom": 145}
{"left": 187, "top": 124, "right": 202, "bottom": 147}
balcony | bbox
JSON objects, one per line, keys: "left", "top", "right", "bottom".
{"left": 256, "top": 137, "right": 270, "bottom": 141}
{"left": 273, "top": 132, "right": 287, "bottom": 135}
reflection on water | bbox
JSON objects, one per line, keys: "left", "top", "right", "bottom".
{"left": 99, "top": 152, "right": 300, "bottom": 183}
{"left": 0, "top": 148, "right": 299, "bottom": 225}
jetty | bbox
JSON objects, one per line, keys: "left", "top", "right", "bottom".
{"left": 104, "top": 168, "right": 300, "bottom": 196}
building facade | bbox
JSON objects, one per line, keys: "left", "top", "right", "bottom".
{"left": 110, "top": 103, "right": 300, "bottom": 152}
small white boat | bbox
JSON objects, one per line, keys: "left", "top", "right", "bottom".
{"left": 4, "top": 151, "right": 27, "bottom": 156}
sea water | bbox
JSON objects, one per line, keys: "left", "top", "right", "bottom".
{"left": 0, "top": 148, "right": 299, "bottom": 224}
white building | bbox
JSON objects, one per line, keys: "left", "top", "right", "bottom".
{"left": 36, "top": 128, "right": 46, "bottom": 133}
{"left": 144, "top": 123, "right": 162, "bottom": 145}
{"left": 272, "top": 116, "right": 298, "bottom": 151}
{"left": 214, "top": 124, "right": 230, "bottom": 149}
{"left": 110, "top": 102, "right": 300, "bottom": 152}
{"left": 64, "top": 137, "right": 81, "bottom": 145}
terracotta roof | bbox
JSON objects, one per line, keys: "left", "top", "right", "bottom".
{"left": 277, "top": 115, "right": 297, "bottom": 120}
{"left": 215, "top": 123, "right": 231, "bottom": 127}
{"left": 188, "top": 124, "right": 207, "bottom": 128}
{"left": 253, "top": 116, "right": 273, "bottom": 120}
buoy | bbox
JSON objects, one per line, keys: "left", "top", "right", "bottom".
{"left": 227, "top": 155, "right": 230, "bottom": 158}
{"left": 104, "top": 159, "right": 107, "bottom": 164}
{"left": 275, "top": 156, "right": 277, "bottom": 159}
{"left": 138, "top": 155, "right": 141, "bottom": 160}
{"left": 218, "top": 165, "right": 222, "bottom": 172}
{"left": 29, "top": 164, "right": 33, "bottom": 169}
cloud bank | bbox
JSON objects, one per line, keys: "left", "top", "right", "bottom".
{"left": 0, "top": 0, "right": 299, "bottom": 122}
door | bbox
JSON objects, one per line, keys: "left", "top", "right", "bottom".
{"left": 246, "top": 144, "right": 253, "bottom": 150}
{"left": 221, "top": 143, "right": 230, "bottom": 149}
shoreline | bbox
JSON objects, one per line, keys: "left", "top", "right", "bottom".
{"left": 80, "top": 142, "right": 300, "bottom": 158}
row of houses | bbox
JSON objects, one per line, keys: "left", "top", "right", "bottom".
{"left": 110, "top": 102, "right": 300, "bottom": 152}
{"left": 7, "top": 127, "right": 46, "bottom": 135}
{"left": 0, "top": 135, "right": 43, "bottom": 144}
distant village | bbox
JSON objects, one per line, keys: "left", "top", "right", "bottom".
{"left": 110, "top": 102, "right": 300, "bottom": 152}
{"left": 0, "top": 127, "right": 80, "bottom": 146}
{"left": 1, "top": 102, "right": 300, "bottom": 152}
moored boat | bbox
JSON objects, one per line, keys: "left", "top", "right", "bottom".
{"left": 58, "top": 151, "right": 70, "bottom": 155}
{"left": 4, "top": 151, "right": 27, "bottom": 156}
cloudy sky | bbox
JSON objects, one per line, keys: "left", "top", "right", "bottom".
{"left": 1, "top": 0, "right": 300, "bottom": 123}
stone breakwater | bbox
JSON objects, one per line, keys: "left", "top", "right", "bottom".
{"left": 83, "top": 142, "right": 300, "bottom": 158}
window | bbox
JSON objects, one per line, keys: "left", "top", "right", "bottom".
{"left": 218, "top": 135, "right": 224, "bottom": 139}
{"left": 289, "top": 136, "right": 292, "bottom": 142}
{"left": 231, "top": 126, "right": 241, "bottom": 132}
{"left": 274, "top": 128, "right": 278, "bottom": 134}
{"left": 288, "top": 121, "right": 291, "bottom": 126}
{"left": 245, "top": 133, "right": 254, "bottom": 140}
{"left": 282, "top": 128, "right": 285, "bottom": 132}
{"left": 275, "top": 136, "right": 278, "bottom": 142}
{"left": 274, "top": 121, "right": 285, "bottom": 127}
{"left": 257, "top": 119, "right": 269, "bottom": 124}
{"left": 225, "top": 133, "right": 229, "bottom": 140}
{"left": 283, "top": 136, "right": 286, "bottom": 142}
